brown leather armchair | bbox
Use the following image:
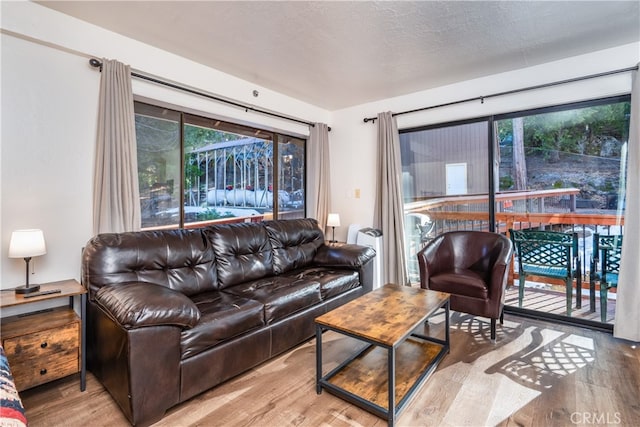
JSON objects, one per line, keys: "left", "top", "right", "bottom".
{"left": 417, "top": 231, "right": 513, "bottom": 341}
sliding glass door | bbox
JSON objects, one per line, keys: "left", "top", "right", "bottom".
{"left": 400, "top": 95, "right": 630, "bottom": 327}
{"left": 496, "top": 97, "right": 629, "bottom": 325}
{"left": 399, "top": 119, "right": 490, "bottom": 282}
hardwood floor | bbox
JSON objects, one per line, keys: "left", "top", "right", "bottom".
{"left": 20, "top": 313, "right": 639, "bottom": 426}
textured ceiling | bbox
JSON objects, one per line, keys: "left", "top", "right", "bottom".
{"left": 40, "top": 1, "right": 640, "bottom": 110}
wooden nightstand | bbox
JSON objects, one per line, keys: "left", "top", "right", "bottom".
{"left": 0, "top": 279, "right": 87, "bottom": 392}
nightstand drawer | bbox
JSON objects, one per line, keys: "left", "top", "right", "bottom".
{"left": 3, "top": 321, "right": 79, "bottom": 357}
{"left": 10, "top": 348, "right": 79, "bottom": 391}
{"left": 3, "top": 321, "right": 79, "bottom": 391}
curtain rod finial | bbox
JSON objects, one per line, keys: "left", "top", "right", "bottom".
{"left": 89, "top": 58, "right": 103, "bottom": 70}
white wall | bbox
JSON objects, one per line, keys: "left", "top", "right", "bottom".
{"left": 328, "top": 42, "right": 640, "bottom": 242}
{"left": 0, "top": 1, "right": 330, "bottom": 302}
{"left": 1, "top": 33, "right": 97, "bottom": 291}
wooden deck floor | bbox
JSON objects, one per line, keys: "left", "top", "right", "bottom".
{"left": 504, "top": 283, "right": 616, "bottom": 324}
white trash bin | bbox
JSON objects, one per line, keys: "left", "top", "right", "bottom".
{"left": 356, "top": 228, "right": 383, "bottom": 290}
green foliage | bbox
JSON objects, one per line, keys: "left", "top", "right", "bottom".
{"left": 184, "top": 155, "right": 203, "bottom": 190}
{"left": 496, "top": 120, "right": 513, "bottom": 144}
{"left": 552, "top": 180, "right": 564, "bottom": 189}
{"left": 184, "top": 125, "right": 241, "bottom": 151}
{"left": 524, "top": 103, "right": 629, "bottom": 161}
{"left": 500, "top": 175, "right": 514, "bottom": 189}
{"left": 195, "top": 208, "right": 236, "bottom": 221}
{"left": 599, "top": 180, "right": 616, "bottom": 192}
{"left": 497, "top": 102, "right": 630, "bottom": 162}
{"left": 135, "top": 115, "right": 180, "bottom": 191}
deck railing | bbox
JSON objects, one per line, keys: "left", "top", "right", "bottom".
{"left": 405, "top": 188, "right": 625, "bottom": 286}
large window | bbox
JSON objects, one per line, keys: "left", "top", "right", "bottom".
{"left": 400, "top": 95, "right": 630, "bottom": 326}
{"left": 135, "top": 102, "right": 306, "bottom": 229}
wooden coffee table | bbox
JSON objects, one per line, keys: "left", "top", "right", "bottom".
{"left": 315, "top": 283, "right": 450, "bottom": 426}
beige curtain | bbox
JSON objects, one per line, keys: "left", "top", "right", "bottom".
{"left": 374, "top": 112, "right": 409, "bottom": 286}
{"left": 93, "top": 59, "right": 141, "bottom": 234}
{"left": 614, "top": 65, "right": 640, "bottom": 342}
{"left": 307, "top": 123, "right": 331, "bottom": 230}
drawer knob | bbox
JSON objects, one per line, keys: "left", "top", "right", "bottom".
{"left": 40, "top": 342, "right": 48, "bottom": 349}
{"left": 40, "top": 368, "right": 47, "bottom": 375}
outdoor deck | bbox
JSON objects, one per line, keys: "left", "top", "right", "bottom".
{"left": 406, "top": 188, "right": 623, "bottom": 325}
{"left": 504, "top": 284, "right": 615, "bottom": 324}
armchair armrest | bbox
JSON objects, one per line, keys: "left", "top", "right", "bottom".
{"left": 416, "top": 235, "right": 450, "bottom": 287}
{"left": 489, "top": 240, "right": 514, "bottom": 295}
{"left": 95, "top": 282, "right": 200, "bottom": 330}
{"left": 313, "top": 244, "right": 376, "bottom": 268}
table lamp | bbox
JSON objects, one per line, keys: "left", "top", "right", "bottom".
{"left": 9, "top": 229, "right": 47, "bottom": 294}
{"left": 327, "top": 213, "right": 341, "bottom": 243}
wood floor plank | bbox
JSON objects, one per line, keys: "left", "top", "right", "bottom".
{"left": 19, "top": 314, "right": 640, "bottom": 427}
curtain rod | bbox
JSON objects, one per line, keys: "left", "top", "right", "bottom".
{"left": 89, "top": 58, "right": 328, "bottom": 130}
{"left": 363, "top": 65, "right": 639, "bottom": 123}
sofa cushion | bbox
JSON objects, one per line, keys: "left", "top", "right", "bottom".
{"left": 181, "top": 291, "right": 265, "bottom": 359}
{"left": 204, "top": 223, "right": 274, "bottom": 289}
{"left": 264, "top": 218, "right": 324, "bottom": 274}
{"left": 282, "top": 267, "right": 360, "bottom": 300}
{"left": 223, "top": 277, "right": 322, "bottom": 324}
{"left": 83, "top": 229, "right": 217, "bottom": 299}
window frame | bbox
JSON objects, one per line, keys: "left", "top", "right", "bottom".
{"left": 134, "top": 101, "right": 307, "bottom": 230}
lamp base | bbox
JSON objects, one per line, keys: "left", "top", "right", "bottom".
{"left": 15, "top": 284, "right": 41, "bottom": 294}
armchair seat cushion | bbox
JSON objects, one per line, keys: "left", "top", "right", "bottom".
{"left": 181, "top": 292, "right": 265, "bottom": 359}
{"left": 281, "top": 267, "right": 360, "bottom": 300}
{"left": 224, "top": 277, "right": 322, "bottom": 324}
{"left": 429, "top": 268, "right": 489, "bottom": 299}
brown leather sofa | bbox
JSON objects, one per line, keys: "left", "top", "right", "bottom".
{"left": 82, "top": 218, "right": 376, "bottom": 426}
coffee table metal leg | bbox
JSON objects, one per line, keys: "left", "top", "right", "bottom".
{"left": 388, "top": 346, "right": 396, "bottom": 426}
{"left": 316, "top": 325, "right": 323, "bottom": 394}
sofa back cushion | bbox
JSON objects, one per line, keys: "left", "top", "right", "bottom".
{"left": 204, "top": 222, "right": 274, "bottom": 289}
{"left": 264, "top": 218, "right": 324, "bottom": 275}
{"left": 82, "top": 229, "right": 217, "bottom": 300}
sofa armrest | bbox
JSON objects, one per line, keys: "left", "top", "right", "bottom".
{"left": 95, "top": 282, "right": 200, "bottom": 330}
{"left": 313, "top": 244, "right": 376, "bottom": 268}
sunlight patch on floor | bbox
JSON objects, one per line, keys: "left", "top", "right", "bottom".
{"left": 432, "top": 324, "right": 596, "bottom": 426}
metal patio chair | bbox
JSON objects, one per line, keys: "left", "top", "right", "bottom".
{"left": 509, "top": 229, "right": 582, "bottom": 316}
{"left": 590, "top": 233, "right": 622, "bottom": 323}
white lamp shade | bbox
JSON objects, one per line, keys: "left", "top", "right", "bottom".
{"left": 327, "top": 213, "right": 341, "bottom": 227}
{"left": 8, "top": 229, "right": 47, "bottom": 258}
